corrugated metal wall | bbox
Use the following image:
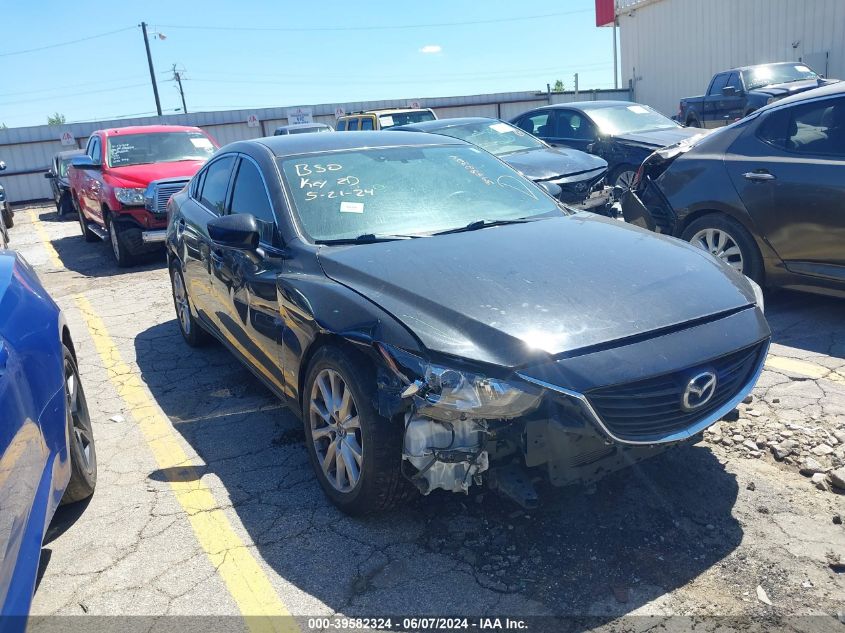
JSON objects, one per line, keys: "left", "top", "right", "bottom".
{"left": 617, "top": 0, "right": 845, "bottom": 115}
{"left": 0, "top": 88, "right": 630, "bottom": 203}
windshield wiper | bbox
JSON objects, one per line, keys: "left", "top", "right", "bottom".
{"left": 315, "top": 233, "right": 422, "bottom": 245}
{"left": 430, "top": 218, "right": 533, "bottom": 236}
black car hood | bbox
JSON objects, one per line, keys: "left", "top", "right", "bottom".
{"left": 317, "top": 215, "right": 756, "bottom": 368}
{"left": 503, "top": 147, "right": 606, "bottom": 181}
{"left": 613, "top": 127, "right": 702, "bottom": 149}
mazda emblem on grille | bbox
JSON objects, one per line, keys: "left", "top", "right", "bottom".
{"left": 681, "top": 371, "right": 717, "bottom": 411}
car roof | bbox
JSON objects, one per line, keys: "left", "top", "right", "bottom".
{"left": 253, "top": 130, "right": 465, "bottom": 157}
{"left": 276, "top": 123, "right": 330, "bottom": 130}
{"left": 94, "top": 124, "right": 206, "bottom": 137}
{"left": 393, "top": 117, "right": 499, "bottom": 132}
{"left": 342, "top": 108, "right": 433, "bottom": 116}
{"left": 532, "top": 101, "right": 640, "bottom": 112}
{"left": 757, "top": 80, "right": 845, "bottom": 111}
{"left": 56, "top": 149, "right": 85, "bottom": 159}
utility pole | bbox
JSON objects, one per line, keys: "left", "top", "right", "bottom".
{"left": 613, "top": 18, "right": 619, "bottom": 89}
{"left": 140, "top": 22, "right": 163, "bottom": 116}
{"left": 172, "top": 64, "right": 188, "bottom": 114}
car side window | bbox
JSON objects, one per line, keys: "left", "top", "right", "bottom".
{"left": 229, "top": 157, "right": 277, "bottom": 245}
{"left": 347, "top": 118, "right": 360, "bottom": 131}
{"left": 191, "top": 168, "right": 207, "bottom": 199}
{"left": 336, "top": 119, "right": 347, "bottom": 131}
{"left": 725, "top": 72, "right": 742, "bottom": 92}
{"left": 555, "top": 110, "right": 597, "bottom": 141}
{"left": 198, "top": 155, "right": 235, "bottom": 215}
{"left": 516, "top": 112, "right": 551, "bottom": 136}
{"left": 708, "top": 73, "right": 730, "bottom": 96}
{"left": 758, "top": 97, "right": 845, "bottom": 158}
{"left": 361, "top": 117, "right": 374, "bottom": 130}
{"left": 87, "top": 137, "right": 101, "bottom": 163}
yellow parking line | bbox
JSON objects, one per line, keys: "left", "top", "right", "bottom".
{"left": 765, "top": 355, "right": 844, "bottom": 383}
{"left": 28, "top": 209, "right": 63, "bottom": 269}
{"left": 73, "top": 296, "right": 298, "bottom": 632}
{"left": 28, "top": 211, "right": 297, "bottom": 632}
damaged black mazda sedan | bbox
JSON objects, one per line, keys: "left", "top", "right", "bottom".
{"left": 165, "top": 131, "right": 771, "bottom": 514}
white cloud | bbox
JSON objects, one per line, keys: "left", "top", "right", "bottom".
{"left": 419, "top": 45, "right": 442, "bottom": 54}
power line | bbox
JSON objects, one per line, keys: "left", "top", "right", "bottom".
{"left": 0, "top": 26, "right": 135, "bottom": 57}
{"left": 0, "top": 82, "right": 149, "bottom": 106}
{"left": 0, "top": 76, "right": 150, "bottom": 98}
{"left": 156, "top": 9, "right": 591, "bottom": 33}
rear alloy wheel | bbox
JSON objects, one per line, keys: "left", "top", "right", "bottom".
{"left": 62, "top": 345, "right": 97, "bottom": 503}
{"left": 108, "top": 219, "right": 135, "bottom": 267}
{"left": 681, "top": 214, "right": 763, "bottom": 283}
{"left": 303, "top": 346, "right": 410, "bottom": 515}
{"left": 612, "top": 165, "right": 637, "bottom": 192}
{"left": 170, "top": 264, "right": 210, "bottom": 347}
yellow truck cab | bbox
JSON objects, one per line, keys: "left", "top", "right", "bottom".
{"left": 336, "top": 108, "right": 437, "bottom": 131}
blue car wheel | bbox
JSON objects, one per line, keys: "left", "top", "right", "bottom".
{"left": 61, "top": 345, "right": 97, "bottom": 504}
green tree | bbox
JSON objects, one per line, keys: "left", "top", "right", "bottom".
{"left": 552, "top": 79, "right": 565, "bottom": 93}
{"left": 47, "top": 112, "right": 66, "bottom": 125}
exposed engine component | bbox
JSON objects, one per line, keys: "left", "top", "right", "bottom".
{"left": 402, "top": 413, "right": 488, "bottom": 494}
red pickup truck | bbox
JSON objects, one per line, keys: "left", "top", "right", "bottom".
{"left": 69, "top": 125, "right": 218, "bottom": 266}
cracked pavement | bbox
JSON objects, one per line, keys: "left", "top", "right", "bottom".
{"left": 9, "top": 204, "right": 845, "bottom": 631}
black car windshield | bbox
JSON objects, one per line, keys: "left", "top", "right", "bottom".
{"left": 107, "top": 132, "right": 216, "bottom": 167}
{"left": 378, "top": 111, "right": 436, "bottom": 128}
{"left": 588, "top": 104, "right": 681, "bottom": 135}
{"left": 58, "top": 157, "right": 76, "bottom": 177}
{"left": 742, "top": 63, "right": 819, "bottom": 90}
{"left": 430, "top": 120, "right": 546, "bottom": 156}
{"left": 278, "top": 145, "right": 560, "bottom": 241}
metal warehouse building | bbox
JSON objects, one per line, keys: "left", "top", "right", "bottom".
{"left": 600, "top": 0, "right": 845, "bottom": 116}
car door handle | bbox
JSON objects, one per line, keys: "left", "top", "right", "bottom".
{"left": 743, "top": 171, "right": 776, "bottom": 181}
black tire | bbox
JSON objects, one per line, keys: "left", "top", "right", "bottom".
{"left": 2, "top": 204, "right": 13, "bottom": 229}
{"left": 302, "top": 346, "right": 411, "bottom": 515}
{"left": 76, "top": 197, "right": 99, "bottom": 242}
{"left": 681, "top": 214, "right": 764, "bottom": 284}
{"left": 61, "top": 345, "right": 97, "bottom": 504}
{"left": 108, "top": 217, "right": 136, "bottom": 267}
{"left": 169, "top": 263, "right": 211, "bottom": 347}
{"left": 58, "top": 193, "right": 74, "bottom": 218}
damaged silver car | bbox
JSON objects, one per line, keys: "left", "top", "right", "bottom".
{"left": 165, "top": 131, "right": 771, "bottom": 514}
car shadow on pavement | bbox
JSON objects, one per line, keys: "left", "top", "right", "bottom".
{"left": 47, "top": 231, "right": 165, "bottom": 278}
{"left": 134, "top": 318, "right": 743, "bottom": 621}
{"left": 765, "top": 290, "right": 845, "bottom": 357}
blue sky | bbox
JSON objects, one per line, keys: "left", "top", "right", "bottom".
{"left": 0, "top": 0, "right": 617, "bottom": 128}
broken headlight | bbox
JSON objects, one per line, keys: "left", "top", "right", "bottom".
{"left": 376, "top": 343, "right": 542, "bottom": 422}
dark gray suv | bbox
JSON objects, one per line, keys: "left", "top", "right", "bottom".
{"left": 165, "top": 131, "right": 770, "bottom": 514}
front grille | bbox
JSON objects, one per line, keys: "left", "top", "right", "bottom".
{"left": 152, "top": 181, "right": 188, "bottom": 214}
{"left": 556, "top": 173, "right": 605, "bottom": 203}
{"left": 586, "top": 342, "right": 766, "bottom": 442}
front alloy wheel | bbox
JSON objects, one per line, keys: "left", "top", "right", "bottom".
{"left": 689, "top": 227, "right": 743, "bottom": 271}
{"left": 309, "top": 368, "right": 363, "bottom": 493}
{"left": 302, "top": 346, "right": 410, "bottom": 515}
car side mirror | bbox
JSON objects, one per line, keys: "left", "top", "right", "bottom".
{"left": 537, "top": 181, "right": 562, "bottom": 198}
{"left": 71, "top": 156, "right": 101, "bottom": 170}
{"left": 208, "top": 213, "right": 260, "bottom": 250}
{"left": 45, "top": 171, "right": 55, "bottom": 179}
{"left": 721, "top": 86, "right": 738, "bottom": 97}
